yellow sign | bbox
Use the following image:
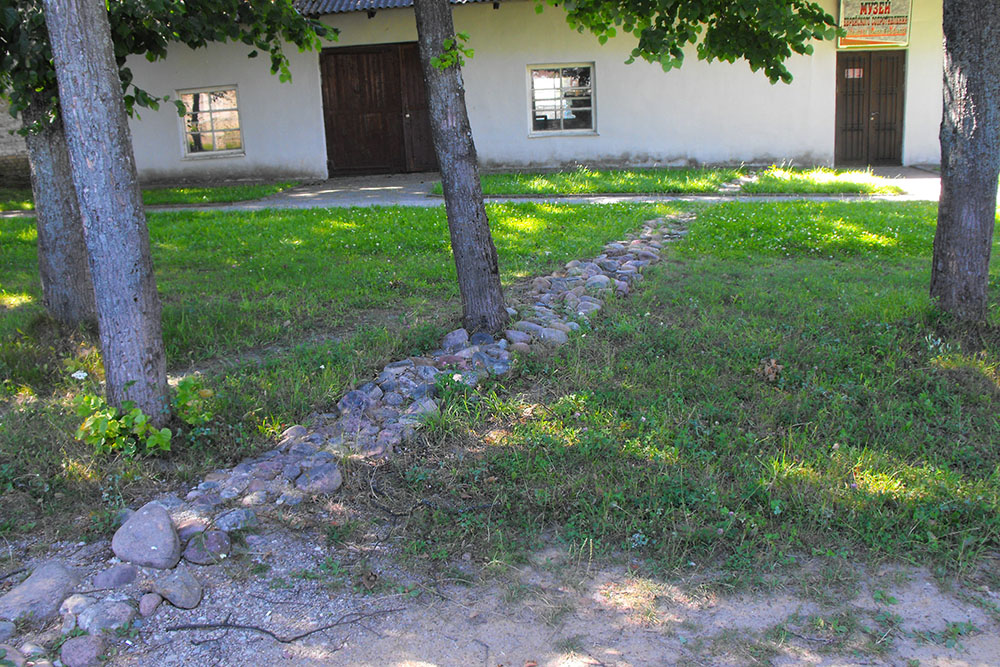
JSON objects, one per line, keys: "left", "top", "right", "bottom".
{"left": 839, "top": 0, "right": 912, "bottom": 48}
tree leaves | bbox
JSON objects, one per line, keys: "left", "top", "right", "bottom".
{"left": 540, "top": 0, "right": 840, "bottom": 84}
{"left": 0, "top": 0, "right": 337, "bottom": 126}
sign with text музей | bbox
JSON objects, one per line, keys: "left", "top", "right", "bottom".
{"left": 838, "top": 0, "right": 912, "bottom": 48}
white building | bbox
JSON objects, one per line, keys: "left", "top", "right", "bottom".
{"left": 4, "top": 0, "right": 944, "bottom": 184}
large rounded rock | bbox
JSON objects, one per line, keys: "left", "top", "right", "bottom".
{"left": 91, "top": 564, "right": 136, "bottom": 590}
{"left": 154, "top": 568, "right": 202, "bottom": 609}
{"left": 0, "top": 561, "right": 78, "bottom": 623}
{"left": 77, "top": 601, "right": 135, "bottom": 635}
{"left": 60, "top": 635, "right": 104, "bottom": 667}
{"left": 295, "top": 463, "right": 343, "bottom": 494}
{"left": 111, "top": 502, "right": 180, "bottom": 569}
{"left": 183, "top": 530, "right": 231, "bottom": 565}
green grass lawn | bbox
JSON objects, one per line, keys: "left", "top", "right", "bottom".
{"left": 742, "top": 166, "right": 904, "bottom": 195}
{"left": 432, "top": 167, "right": 742, "bottom": 195}
{"left": 0, "top": 202, "right": 677, "bottom": 535}
{"left": 0, "top": 181, "right": 299, "bottom": 211}
{"left": 375, "top": 200, "right": 1000, "bottom": 575}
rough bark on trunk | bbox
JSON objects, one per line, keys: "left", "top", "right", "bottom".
{"left": 43, "top": 0, "right": 170, "bottom": 425}
{"left": 930, "top": 0, "right": 1000, "bottom": 322}
{"left": 22, "top": 94, "right": 97, "bottom": 329}
{"left": 413, "top": 0, "right": 509, "bottom": 333}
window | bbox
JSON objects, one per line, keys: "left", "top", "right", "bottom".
{"left": 529, "top": 64, "right": 594, "bottom": 133}
{"left": 179, "top": 88, "right": 243, "bottom": 156}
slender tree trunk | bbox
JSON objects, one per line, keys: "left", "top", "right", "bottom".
{"left": 22, "top": 94, "right": 97, "bottom": 328}
{"left": 43, "top": 0, "right": 170, "bottom": 425}
{"left": 930, "top": 0, "right": 1000, "bottom": 322}
{"left": 413, "top": 0, "right": 509, "bottom": 333}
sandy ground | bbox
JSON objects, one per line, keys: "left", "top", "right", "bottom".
{"left": 56, "top": 522, "right": 991, "bottom": 667}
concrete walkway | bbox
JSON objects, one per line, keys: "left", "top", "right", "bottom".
{"left": 0, "top": 167, "right": 942, "bottom": 218}
{"left": 216, "top": 165, "right": 942, "bottom": 211}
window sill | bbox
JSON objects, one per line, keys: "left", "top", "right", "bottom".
{"left": 528, "top": 131, "right": 599, "bottom": 139}
{"left": 181, "top": 150, "right": 246, "bottom": 161}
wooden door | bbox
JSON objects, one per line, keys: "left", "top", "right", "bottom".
{"left": 835, "top": 50, "right": 906, "bottom": 166}
{"left": 320, "top": 43, "right": 438, "bottom": 175}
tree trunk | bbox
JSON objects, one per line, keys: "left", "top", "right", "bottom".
{"left": 43, "top": 0, "right": 170, "bottom": 425}
{"left": 413, "top": 0, "right": 509, "bottom": 333}
{"left": 930, "top": 0, "right": 1000, "bottom": 322}
{"left": 22, "top": 94, "right": 97, "bottom": 329}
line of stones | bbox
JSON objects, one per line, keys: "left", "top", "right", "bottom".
{"left": 180, "top": 215, "right": 690, "bottom": 514}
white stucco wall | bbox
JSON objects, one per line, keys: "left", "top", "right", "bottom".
{"left": 123, "top": 0, "right": 944, "bottom": 180}
{"left": 323, "top": 0, "right": 943, "bottom": 169}
{"left": 0, "top": 100, "right": 30, "bottom": 186}
{"left": 901, "top": 0, "right": 943, "bottom": 165}
{"left": 124, "top": 44, "right": 327, "bottom": 183}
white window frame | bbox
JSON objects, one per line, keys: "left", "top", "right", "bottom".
{"left": 526, "top": 63, "right": 597, "bottom": 137}
{"left": 176, "top": 85, "right": 246, "bottom": 160}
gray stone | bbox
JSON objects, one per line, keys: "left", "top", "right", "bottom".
{"left": 469, "top": 332, "right": 495, "bottom": 346}
{"left": 414, "top": 365, "right": 440, "bottom": 382}
{"left": 576, "top": 301, "right": 602, "bottom": 315}
{"left": 337, "top": 390, "right": 375, "bottom": 416}
{"left": 404, "top": 397, "right": 440, "bottom": 419}
{"left": 190, "top": 492, "right": 223, "bottom": 509}
{"left": 0, "top": 645, "right": 24, "bottom": 667}
{"left": 585, "top": 274, "right": 612, "bottom": 289}
{"left": 597, "top": 259, "right": 620, "bottom": 272}
{"left": 152, "top": 494, "right": 185, "bottom": 511}
{"left": 281, "top": 461, "right": 302, "bottom": 480}
{"left": 252, "top": 460, "right": 282, "bottom": 480}
{"left": 175, "top": 518, "right": 208, "bottom": 543}
{"left": 138, "top": 593, "right": 162, "bottom": 618}
{"left": 111, "top": 502, "right": 181, "bottom": 569}
{"left": 183, "top": 530, "right": 231, "bottom": 565}
{"left": 539, "top": 328, "right": 569, "bottom": 345}
{"left": 0, "top": 621, "right": 13, "bottom": 643}
{"left": 279, "top": 425, "right": 307, "bottom": 441}
{"left": 59, "top": 595, "right": 94, "bottom": 618}
{"left": 77, "top": 601, "right": 135, "bottom": 635}
{"left": 276, "top": 491, "right": 303, "bottom": 506}
{"left": 288, "top": 441, "right": 318, "bottom": 457}
{"left": 91, "top": 564, "right": 136, "bottom": 590}
{"left": 60, "top": 635, "right": 104, "bottom": 667}
{"left": 154, "top": 568, "right": 202, "bottom": 610}
{"left": 513, "top": 320, "right": 545, "bottom": 337}
{"left": 382, "top": 391, "right": 405, "bottom": 407}
{"left": 441, "top": 328, "right": 469, "bottom": 351}
{"left": 214, "top": 509, "right": 258, "bottom": 533}
{"left": 242, "top": 490, "right": 268, "bottom": 506}
{"left": 505, "top": 329, "right": 531, "bottom": 345}
{"left": 0, "top": 561, "right": 79, "bottom": 623}
{"left": 295, "top": 463, "right": 343, "bottom": 494}
{"left": 409, "top": 382, "right": 436, "bottom": 400}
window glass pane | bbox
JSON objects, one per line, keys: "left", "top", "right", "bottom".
{"left": 181, "top": 88, "right": 242, "bottom": 154}
{"left": 563, "top": 110, "right": 592, "bottom": 130}
{"left": 561, "top": 67, "right": 591, "bottom": 88}
{"left": 187, "top": 133, "right": 207, "bottom": 153}
{"left": 211, "top": 110, "right": 240, "bottom": 131}
{"left": 530, "top": 65, "right": 593, "bottom": 132}
{"left": 186, "top": 114, "right": 212, "bottom": 134}
{"left": 219, "top": 130, "right": 242, "bottom": 151}
{"left": 533, "top": 116, "right": 562, "bottom": 132}
{"left": 209, "top": 89, "right": 238, "bottom": 110}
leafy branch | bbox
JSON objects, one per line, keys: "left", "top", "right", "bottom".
{"left": 430, "top": 31, "right": 474, "bottom": 69}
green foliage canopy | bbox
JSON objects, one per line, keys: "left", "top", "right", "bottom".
{"left": 0, "top": 0, "right": 334, "bottom": 125}
{"left": 540, "top": 0, "right": 839, "bottom": 83}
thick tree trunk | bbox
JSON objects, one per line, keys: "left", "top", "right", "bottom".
{"left": 43, "top": 0, "right": 170, "bottom": 425}
{"left": 930, "top": 0, "right": 1000, "bottom": 322}
{"left": 22, "top": 94, "right": 97, "bottom": 328}
{"left": 413, "top": 0, "right": 509, "bottom": 333}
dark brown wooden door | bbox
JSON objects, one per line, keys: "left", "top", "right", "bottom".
{"left": 320, "top": 43, "right": 437, "bottom": 175}
{"left": 835, "top": 50, "right": 906, "bottom": 166}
